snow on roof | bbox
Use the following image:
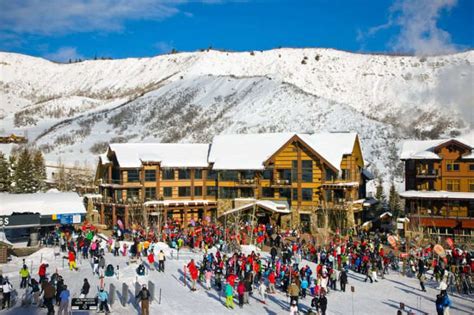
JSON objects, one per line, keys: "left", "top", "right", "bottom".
{"left": 99, "top": 153, "right": 110, "bottom": 164}
{"left": 209, "top": 132, "right": 359, "bottom": 171}
{"left": 0, "top": 232, "right": 13, "bottom": 247}
{"left": 208, "top": 133, "right": 294, "bottom": 170}
{"left": 0, "top": 192, "right": 86, "bottom": 216}
{"left": 220, "top": 199, "right": 290, "bottom": 216}
{"left": 300, "top": 132, "right": 358, "bottom": 171}
{"left": 109, "top": 143, "right": 210, "bottom": 168}
{"left": 400, "top": 138, "right": 473, "bottom": 160}
{"left": 399, "top": 190, "right": 474, "bottom": 200}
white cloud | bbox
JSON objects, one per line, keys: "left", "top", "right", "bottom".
{"left": 359, "top": 0, "right": 459, "bottom": 55}
{"left": 44, "top": 47, "right": 83, "bottom": 62}
{"left": 0, "top": 0, "right": 185, "bottom": 35}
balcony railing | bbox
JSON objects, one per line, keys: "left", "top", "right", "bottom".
{"left": 98, "top": 178, "right": 123, "bottom": 185}
{"left": 272, "top": 179, "right": 291, "bottom": 186}
{"left": 237, "top": 178, "right": 256, "bottom": 185}
{"left": 416, "top": 169, "right": 438, "bottom": 178}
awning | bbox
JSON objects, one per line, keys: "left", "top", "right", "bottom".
{"left": 418, "top": 217, "right": 457, "bottom": 228}
{"left": 462, "top": 220, "right": 474, "bottom": 229}
{"left": 219, "top": 200, "right": 290, "bottom": 217}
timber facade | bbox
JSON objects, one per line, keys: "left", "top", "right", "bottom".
{"left": 94, "top": 133, "right": 370, "bottom": 233}
{"left": 400, "top": 139, "right": 474, "bottom": 239}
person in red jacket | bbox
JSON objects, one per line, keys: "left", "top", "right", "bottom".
{"left": 187, "top": 259, "right": 198, "bottom": 291}
{"left": 38, "top": 263, "right": 48, "bottom": 283}
{"left": 227, "top": 273, "right": 237, "bottom": 287}
{"left": 147, "top": 252, "right": 155, "bottom": 270}
{"left": 68, "top": 250, "right": 78, "bottom": 271}
{"left": 237, "top": 280, "right": 245, "bottom": 308}
{"left": 268, "top": 270, "right": 276, "bottom": 293}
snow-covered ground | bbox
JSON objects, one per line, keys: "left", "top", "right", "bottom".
{"left": 0, "top": 246, "right": 472, "bottom": 315}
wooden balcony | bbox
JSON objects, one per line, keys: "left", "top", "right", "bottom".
{"left": 416, "top": 169, "right": 438, "bottom": 178}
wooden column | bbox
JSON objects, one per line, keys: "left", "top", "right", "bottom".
{"left": 100, "top": 204, "right": 105, "bottom": 225}
{"left": 112, "top": 204, "right": 117, "bottom": 226}
{"left": 184, "top": 206, "right": 189, "bottom": 227}
{"left": 124, "top": 205, "right": 129, "bottom": 229}
{"left": 191, "top": 169, "right": 195, "bottom": 200}
{"left": 156, "top": 166, "right": 160, "bottom": 199}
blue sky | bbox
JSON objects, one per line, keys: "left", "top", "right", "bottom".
{"left": 0, "top": 0, "right": 472, "bottom": 61}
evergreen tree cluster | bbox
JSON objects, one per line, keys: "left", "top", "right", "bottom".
{"left": 0, "top": 147, "right": 46, "bottom": 193}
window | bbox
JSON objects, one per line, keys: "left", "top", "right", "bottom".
{"left": 241, "top": 170, "right": 255, "bottom": 180}
{"left": 325, "top": 190, "right": 333, "bottom": 202}
{"left": 262, "top": 169, "right": 273, "bottom": 180}
{"left": 162, "top": 169, "right": 175, "bottom": 180}
{"left": 115, "top": 189, "right": 123, "bottom": 203}
{"left": 207, "top": 170, "right": 217, "bottom": 180}
{"left": 277, "top": 169, "right": 292, "bottom": 182}
{"left": 163, "top": 187, "right": 172, "bottom": 197}
{"left": 446, "top": 161, "right": 460, "bottom": 171}
{"left": 219, "top": 171, "right": 239, "bottom": 181}
{"left": 262, "top": 187, "right": 274, "bottom": 198}
{"left": 470, "top": 164, "right": 474, "bottom": 171}
{"left": 469, "top": 180, "right": 474, "bottom": 192}
{"left": 178, "top": 187, "right": 191, "bottom": 197}
{"left": 145, "top": 187, "right": 156, "bottom": 201}
{"left": 302, "top": 188, "right": 313, "bottom": 201}
{"left": 446, "top": 179, "right": 460, "bottom": 192}
{"left": 178, "top": 169, "right": 191, "bottom": 180}
{"left": 144, "top": 170, "right": 156, "bottom": 182}
{"left": 292, "top": 188, "right": 298, "bottom": 201}
{"left": 194, "top": 186, "right": 202, "bottom": 196}
{"left": 279, "top": 188, "right": 291, "bottom": 200}
{"left": 292, "top": 161, "right": 298, "bottom": 182}
{"left": 207, "top": 186, "right": 217, "bottom": 196}
{"left": 240, "top": 188, "right": 254, "bottom": 198}
{"left": 341, "top": 169, "right": 351, "bottom": 180}
{"left": 325, "top": 167, "right": 337, "bottom": 181}
{"left": 302, "top": 160, "right": 313, "bottom": 182}
{"left": 127, "top": 188, "right": 140, "bottom": 201}
{"left": 194, "top": 169, "right": 202, "bottom": 179}
{"left": 219, "top": 187, "right": 238, "bottom": 199}
{"left": 127, "top": 170, "right": 140, "bottom": 182}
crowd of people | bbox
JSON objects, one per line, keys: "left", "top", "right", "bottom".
{"left": 0, "top": 219, "right": 471, "bottom": 314}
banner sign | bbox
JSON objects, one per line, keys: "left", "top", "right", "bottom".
{"left": 71, "top": 298, "right": 98, "bottom": 310}
{"left": 0, "top": 214, "right": 40, "bottom": 229}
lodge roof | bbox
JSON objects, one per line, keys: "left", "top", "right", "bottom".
{"left": 0, "top": 192, "right": 86, "bottom": 216}
{"left": 103, "top": 132, "right": 362, "bottom": 172}
{"left": 400, "top": 138, "right": 474, "bottom": 160}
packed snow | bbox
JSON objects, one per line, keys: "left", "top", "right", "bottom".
{"left": 0, "top": 246, "right": 472, "bottom": 315}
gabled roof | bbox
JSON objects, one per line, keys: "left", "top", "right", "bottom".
{"left": 400, "top": 138, "right": 473, "bottom": 160}
{"left": 109, "top": 143, "right": 210, "bottom": 168}
{"left": 299, "top": 132, "right": 359, "bottom": 172}
{"left": 208, "top": 133, "right": 294, "bottom": 170}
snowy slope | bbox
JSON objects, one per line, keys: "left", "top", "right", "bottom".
{"left": 0, "top": 48, "right": 473, "bottom": 186}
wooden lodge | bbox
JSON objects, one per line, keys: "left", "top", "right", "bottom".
{"left": 400, "top": 138, "right": 474, "bottom": 240}
{"left": 94, "top": 132, "right": 372, "bottom": 233}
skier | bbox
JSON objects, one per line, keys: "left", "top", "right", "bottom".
{"left": 38, "top": 263, "right": 48, "bottom": 283}
{"left": 80, "top": 278, "right": 90, "bottom": 298}
{"left": 93, "top": 255, "right": 100, "bottom": 275}
{"left": 42, "top": 280, "right": 56, "bottom": 315}
{"left": 58, "top": 284, "right": 70, "bottom": 315}
{"left": 237, "top": 280, "right": 245, "bottom": 308}
{"left": 135, "top": 284, "right": 151, "bottom": 315}
{"left": 1, "top": 278, "right": 13, "bottom": 309}
{"left": 418, "top": 272, "right": 427, "bottom": 292}
{"left": 187, "top": 259, "right": 198, "bottom": 291}
{"left": 225, "top": 282, "right": 234, "bottom": 309}
{"left": 97, "top": 288, "right": 110, "bottom": 314}
{"left": 319, "top": 293, "right": 328, "bottom": 315}
{"left": 19, "top": 265, "right": 30, "bottom": 289}
{"left": 158, "top": 250, "right": 166, "bottom": 272}
{"left": 339, "top": 269, "right": 348, "bottom": 292}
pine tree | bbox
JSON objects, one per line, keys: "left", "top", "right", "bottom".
{"left": 14, "top": 148, "right": 36, "bottom": 193}
{"left": 32, "top": 149, "right": 46, "bottom": 192}
{"left": 389, "top": 182, "right": 402, "bottom": 217}
{"left": 375, "top": 178, "right": 386, "bottom": 211}
{"left": 0, "top": 152, "right": 11, "bottom": 192}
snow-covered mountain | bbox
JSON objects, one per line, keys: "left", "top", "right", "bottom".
{"left": 1, "top": 48, "right": 473, "bottom": 185}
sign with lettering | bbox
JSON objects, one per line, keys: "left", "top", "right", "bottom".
{"left": 71, "top": 298, "right": 98, "bottom": 310}
{"left": 0, "top": 214, "right": 40, "bottom": 228}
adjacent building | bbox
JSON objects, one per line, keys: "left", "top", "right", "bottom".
{"left": 399, "top": 138, "right": 474, "bottom": 239}
{"left": 94, "top": 132, "right": 372, "bottom": 232}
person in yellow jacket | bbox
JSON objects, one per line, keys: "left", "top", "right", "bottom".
{"left": 19, "top": 265, "right": 30, "bottom": 288}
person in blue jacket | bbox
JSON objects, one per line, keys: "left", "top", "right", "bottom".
{"left": 435, "top": 293, "right": 444, "bottom": 315}
{"left": 441, "top": 290, "right": 452, "bottom": 315}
